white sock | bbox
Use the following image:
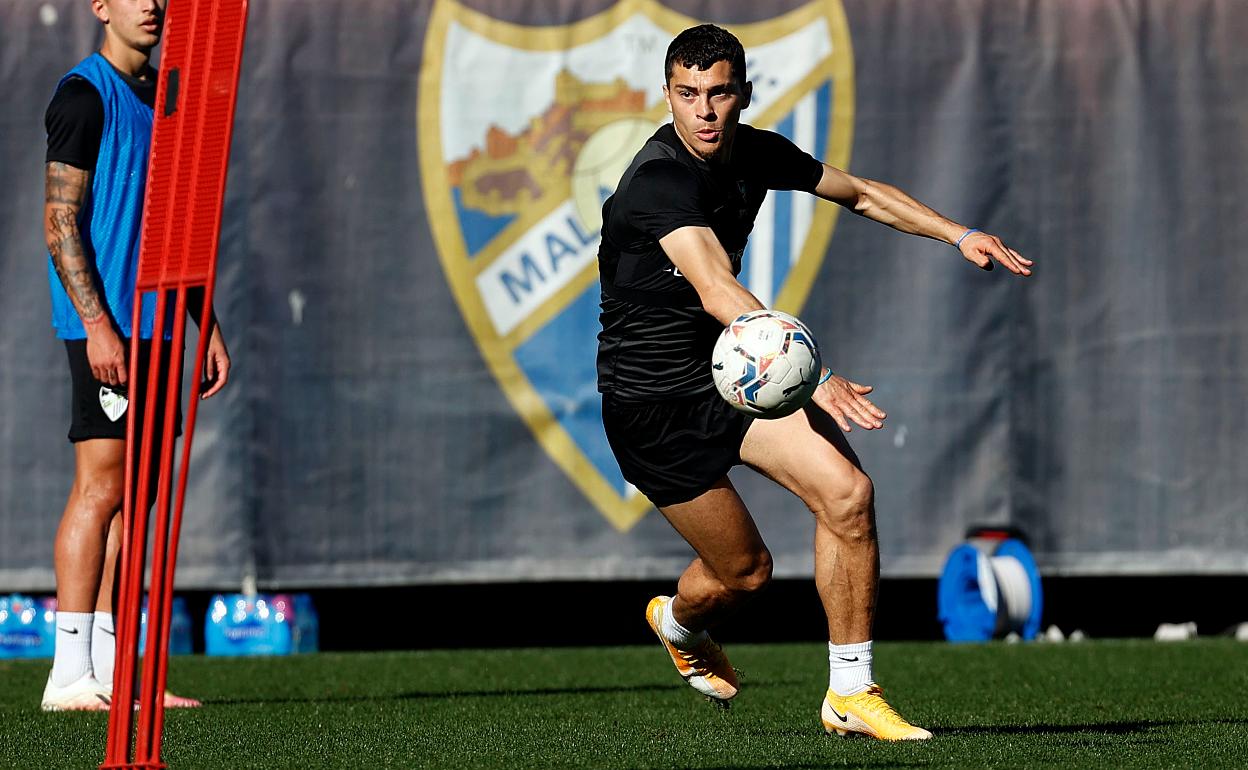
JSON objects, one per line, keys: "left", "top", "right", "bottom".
{"left": 92, "top": 611, "right": 116, "bottom": 688}
{"left": 829, "top": 640, "right": 874, "bottom": 696}
{"left": 51, "top": 611, "right": 94, "bottom": 687}
{"left": 660, "top": 598, "right": 708, "bottom": 649}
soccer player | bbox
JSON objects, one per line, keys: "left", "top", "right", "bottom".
{"left": 597, "top": 25, "right": 1031, "bottom": 739}
{"left": 41, "top": 0, "right": 229, "bottom": 711}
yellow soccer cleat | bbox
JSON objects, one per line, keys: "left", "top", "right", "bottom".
{"left": 646, "top": 596, "right": 739, "bottom": 701}
{"left": 821, "top": 685, "right": 932, "bottom": 740}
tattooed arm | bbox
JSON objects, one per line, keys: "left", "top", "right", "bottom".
{"left": 45, "top": 161, "right": 128, "bottom": 387}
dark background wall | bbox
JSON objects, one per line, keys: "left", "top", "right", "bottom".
{"left": 1, "top": 0, "right": 1244, "bottom": 594}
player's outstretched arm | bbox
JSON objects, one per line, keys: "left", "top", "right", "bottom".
{"left": 813, "top": 163, "right": 1033, "bottom": 276}
{"left": 659, "top": 225, "right": 765, "bottom": 325}
{"left": 45, "top": 160, "right": 129, "bottom": 387}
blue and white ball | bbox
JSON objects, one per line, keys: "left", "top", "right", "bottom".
{"left": 711, "top": 310, "right": 822, "bottom": 419}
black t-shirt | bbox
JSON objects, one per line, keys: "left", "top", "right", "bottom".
{"left": 596, "top": 123, "right": 823, "bottom": 400}
{"left": 45, "top": 65, "right": 157, "bottom": 172}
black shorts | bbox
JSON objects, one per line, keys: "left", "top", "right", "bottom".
{"left": 602, "top": 390, "right": 753, "bottom": 507}
{"left": 65, "top": 339, "right": 182, "bottom": 443}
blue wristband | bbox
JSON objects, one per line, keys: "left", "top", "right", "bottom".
{"left": 955, "top": 228, "right": 980, "bottom": 249}
{"left": 818, "top": 367, "right": 833, "bottom": 385}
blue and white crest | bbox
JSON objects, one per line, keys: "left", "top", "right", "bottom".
{"left": 419, "top": 0, "right": 855, "bottom": 530}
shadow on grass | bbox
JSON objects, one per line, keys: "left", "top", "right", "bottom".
{"left": 209, "top": 678, "right": 804, "bottom": 706}
{"left": 937, "top": 717, "right": 1248, "bottom": 736}
{"left": 705, "top": 766, "right": 932, "bottom": 770}
{"left": 701, "top": 766, "right": 930, "bottom": 770}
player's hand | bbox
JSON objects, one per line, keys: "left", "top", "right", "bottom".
{"left": 201, "top": 326, "right": 230, "bottom": 399}
{"left": 84, "top": 319, "right": 128, "bottom": 387}
{"left": 811, "top": 372, "right": 885, "bottom": 432}
{"left": 958, "top": 230, "right": 1033, "bottom": 276}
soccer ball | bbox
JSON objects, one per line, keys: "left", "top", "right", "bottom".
{"left": 711, "top": 310, "right": 822, "bottom": 419}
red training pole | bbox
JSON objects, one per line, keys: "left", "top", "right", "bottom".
{"left": 101, "top": 0, "right": 248, "bottom": 767}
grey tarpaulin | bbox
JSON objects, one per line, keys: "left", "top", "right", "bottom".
{"left": 1, "top": 0, "right": 1244, "bottom": 589}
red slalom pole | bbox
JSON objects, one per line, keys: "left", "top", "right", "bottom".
{"left": 101, "top": 1, "right": 248, "bottom": 767}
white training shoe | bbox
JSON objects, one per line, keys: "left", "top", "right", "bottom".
{"left": 40, "top": 673, "right": 112, "bottom": 712}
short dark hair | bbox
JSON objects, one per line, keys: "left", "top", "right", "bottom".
{"left": 664, "top": 24, "right": 747, "bottom": 87}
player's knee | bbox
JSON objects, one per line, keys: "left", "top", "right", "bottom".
{"left": 742, "top": 552, "right": 774, "bottom": 594}
{"left": 814, "top": 469, "right": 873, "bottom": 514}
{"left": 75, "top": 475, "right": 125, "bottom": 519}
{"left": 721, "top": 550, "right": 773, "bottom": 597}
{"left": 812, "top": 472, "right": 875, "bottom": 542}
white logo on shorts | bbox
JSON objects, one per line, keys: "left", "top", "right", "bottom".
{"left": 98, "top": 387, "right": 129, "bottom": 422}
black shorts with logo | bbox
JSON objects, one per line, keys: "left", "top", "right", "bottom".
{"left": 602, "top": 389, "right": 753, "bottom": 508}
{"left": 65, "top": 339, "right": 182, "bottom": 443}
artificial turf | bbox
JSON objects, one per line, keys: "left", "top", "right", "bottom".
{"left": 1, "top": 640, "right": 1245, "bottom": 768}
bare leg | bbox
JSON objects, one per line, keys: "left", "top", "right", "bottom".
{"left": 46, "top": 439, "right": 125, "bottom": 703}
{"left": 740, "top": 405, "right": 878, "bottom": 644}
{"left": 59, "top": 441, "right": 203, "bottom": 708}
{"left": 814, "top": 510, "right": 879, "bottom": 643}
{"left": 739, "top": 404, "right": 930, "bottom": 738}
{"left": 55, "top": 439, "right": 126, "bottom": 613}
{"left": 97, "top": 512, "right": 122, "bottom": 614}
{"left": 658, "top": 478, "right": 773, "bottom": 631}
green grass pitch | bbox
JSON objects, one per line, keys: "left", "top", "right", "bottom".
{"left": 2, "top": 640, "right": 1245, "bottom": 768}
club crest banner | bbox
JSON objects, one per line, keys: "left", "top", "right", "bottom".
{"left": 418, "top": 0, "right": 855, "bottom": 530}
